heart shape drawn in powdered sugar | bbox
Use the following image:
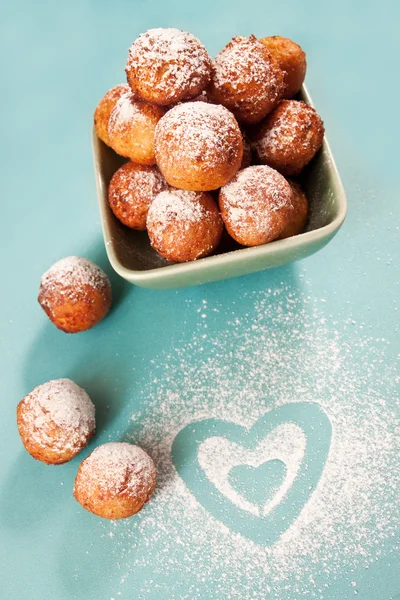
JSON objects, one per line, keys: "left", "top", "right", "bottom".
{"left": 171, "top": 402, "right": 332, "bottom": 546}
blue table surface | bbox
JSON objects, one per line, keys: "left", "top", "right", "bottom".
{"left": 1, "top": 1, "right": 399, "bottom": 599}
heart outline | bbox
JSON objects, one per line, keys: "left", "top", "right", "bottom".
{"left": 171, "top": 402, "right": 332, "bottom": 545}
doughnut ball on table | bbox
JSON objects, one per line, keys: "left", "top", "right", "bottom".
{"left": 73, "top": 442, "right": 156, "bottom": 519}
{"left": 94, "top": 84, "right": 129, "bottom": 146}
{"left": 147, "top": 189, "right": 223, "bottom": 262}
{"left": 125, "top": 28, "right": 212, "bottom": 106}
{"left": 279, "top": 179, "right": 309, "bottom": 239}
{"left": 208, "top": 35, "right": 285, "bottom": 125}
{"left": 17, "top": 379, "right": 95, "bottom": 465}
{"left": 218, "top": 165, "right": 294, "bottom": 246}
{"left": 38, "top": 256, "right": 112, "bottom": 333}
{"left": 251, "top": 100, "right": 324, "bottom": 176}
{"left": 108, "top": 93, "right": 166, "bottom": 165}
{"left": 155, "top": 102, "right": 243, "bottom": 191}
{"left": 108, "top": 162, "right": 168, "bottom": 230}
{"left": 260, "top": 36, "right": 306, "bottom": 99}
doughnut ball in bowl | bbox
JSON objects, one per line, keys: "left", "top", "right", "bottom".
{"left": 279, "top": 179, "right": 309, "bottom": 239}
{"left": 17, "top": 379, "right": 95, "bottom": 465}
{"left": 94, "top": 84, "right": 129, "bottom": 146}
{"left": 155, "top": 102, "right": 243, "bottom": 191}
{"left": 147, "top": 189, "right": 223, "bottom": 262}
{"left": 218, "top": 165, "right": 294, "bottom": 246}
{"left": 108, "top": 92, "right": 166, "bottom": 165}
{"left": 73, "top": 442, "right": 156, "bottom": 519}
{"left": 38, "top": 256, "right": 112, "bottom": 333}
{"left": 208, "top": 35, "right": 285, "bottom": 125}
{"left": 126, "top": 28, "right": 212, "bottom": 106}
{"left": 251, "top": 100, "right": 325, "bottom": 176}
{"left": 260, "top": 36, "right": 306, "bottom": 99}
{"left": 108, "top": 162, "right": 168, "bottom": 230}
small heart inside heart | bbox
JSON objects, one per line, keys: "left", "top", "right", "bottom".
{"left": 228, "top": 459, "right": 287, "bottom": 510}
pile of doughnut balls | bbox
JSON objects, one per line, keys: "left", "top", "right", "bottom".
{"left": 96, "top": 29, "right": 325, "bottom": 262}
{"left": 17, "top": 29, "right": 325, "bottom": 521}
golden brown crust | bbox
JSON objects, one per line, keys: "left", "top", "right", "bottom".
{"left": 125, "top": 28, "right": 212, "bottom": 105}
{"left": 218, "top": 165, "right": 294, "bottom": 246}
{"left": 208, "top": 35, "right": 285, "bottom": 125}
{"left": 73, "top": 443, "right": 157, "bottom": 520}
{"left": 251, "top": 100, "right": 324, "bottom": 176}
{"left": 260, "top": 36, "right": 306, "bottom": 99}
{"left": 155, "top": 102, "right": 243, "bottom": 191}
{"left": 38, "top": 257, "right": 112, "bottom": 334}
{"left": 17, "top": 379, "right": 95, "bottom": 465}
{"left": 108, "top": 162, "right": 168, "bottom": 230}
{"left": 94, "top": 84, "right": 130, "bottom": 146}
{"left": 279, "top": 179, "right": 309, "bottom": 238}
{"left": 147, "top": 189, "right": 223, "bottom": 262}
{"left": 108, "top": 94, "right": 166, "bottom": 165}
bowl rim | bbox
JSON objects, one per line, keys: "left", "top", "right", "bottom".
{"left": 93, "top": 85, "right": 347, "bottom": 284}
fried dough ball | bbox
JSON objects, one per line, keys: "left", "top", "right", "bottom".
{"left": 218, "top": 165, "right": 294, "bottom": 246}
{"left": 108, "top": 93, "right": 165, "bottom": 165}
{"left": 260, "top": 36, "right": 306, "bottom": 99}
{"left": 94, "top": 84, "right": 130, "bottom": 146}
{"left": 208, "top": 35, "right": 285, "bottom": 125}
{"left": 38, "top": 257, "right": 112, "bottom": 333}
{"left": 17, "top": 379, "right": 95, "bottom": 465}
{"left": 251, "top": 100, "right": 325, "bottom": 176}
{"left": 108, "top": 162, "right": 168, "bottom": 230}
{"left": 279, "top": 179, "right": 309, "bottom": 238}
{"left": 241, "top": 131, "right": 252, "bottom": 169}
{"left": 155, "top": 102, "right": 243, "bottom": 191}
{"left": 74, "top": 443, "right": 156, "bottom": 519}
{"left": 125, "top": 28, "right": 212, "bottom": 106}
{"left": 147, "top": 189, "right": 223, "bottom": 262}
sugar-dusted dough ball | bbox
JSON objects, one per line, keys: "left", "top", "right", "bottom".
{"left": 73, "top": 442, "right": 156, "bottom": 519}
{"left": 108, "top": 92, "right": 166, "bottom": 165}
{"left": 126, "top": 28, "right": 212, "bottom": 105}
{"left": 218, "top": 165, "right": 294, "bottom": 246}
{"left": 108, "top": 161, "right": 168, "bottom": 230}
{"left": 208, "top": 35, "right": 285, "bottom": 125}
{"left": 260, "top": 36, "right": 306, "bottom": 99}
{"left": 251, "top": 100, "right": 324, "bottom": 176}
{"left": 94, "top": 84, "right": 130, "bottom": 146}
{"left": 279, "top": 179, "right": 309, "bottom": 238}
{"left": 38, "top": 256, "right": 112, "bottom": 333}
{"left": 17, "top": 379, "right": 95, "bottom": 465}
{"left": 155, "top": 101, "right": 243, "bottom": 191}
{"left": 147, "top": 189, "right": 223, "bottom": 262}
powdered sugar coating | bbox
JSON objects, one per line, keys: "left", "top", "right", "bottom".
{"left": 39, "top": 256, "right": 110, "bottom": 307}
{"left": 155, "top": 102, "right": 243, "bottom": 191}
{"left": 208, "top": 35, "right": 285, "bottom": 124}
{"left": 108, "top": 162, "right": 168, "bottom": 230}
{"left": 126, "top": 28, "right": 212, "bottom": 105}
{"left": 251, "top": 100, "right": 325, "bottom": 175}
{"left": 147, "top": 189, "right": 223, "bottom": 262}
{"left": 108, "top": 93, "right": 147, "bottom": 136}
{"left": 219, "top": 165, "right": 294, "bottom": 246}
{"left": 75, "top": 442, "right": 156, "bottom": 498}
{"left": 17, "top": 379, "right": 95, "bottom": 461}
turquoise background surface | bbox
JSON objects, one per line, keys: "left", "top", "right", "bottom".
{"left": 1, "top": 1, "right": 399, "bottom": 599}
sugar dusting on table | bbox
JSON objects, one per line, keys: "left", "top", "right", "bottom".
{"left": 86, "top": 281, "right": 398, "bottom": 599}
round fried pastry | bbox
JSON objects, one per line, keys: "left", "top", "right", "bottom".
{"left": 260, "top": 36, "right": 306, "bottom": 99}
{"left": 94, "top": 84, "right": 130, "bottom": 146}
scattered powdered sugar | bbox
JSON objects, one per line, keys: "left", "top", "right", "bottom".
{"left": 40, "top": 256, "right": 109, "bottom": 305}
{"left": 108, "top": 93, "right": 147, "bottom": 136}
{"left": 155, "top": 101, "right": 241, "bottom": 170}
{"left": 92, "top": 282, "right": 399, "bottom": 599}
{"left": 126, "top": 28, "right": 211, "bottom": 101}
{"left": 20, "top": 379, "right": 95, "bottom": 453}
{"left": 76, "top": 442, "right": 156, "bottom": 497}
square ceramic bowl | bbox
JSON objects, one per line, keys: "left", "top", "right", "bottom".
{"left": 93, "top": 86, "right": 347, "bottom": 289}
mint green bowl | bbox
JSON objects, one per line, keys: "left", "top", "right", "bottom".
{"left": 93, "top": 86, "right": 347, "bottom": 289}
